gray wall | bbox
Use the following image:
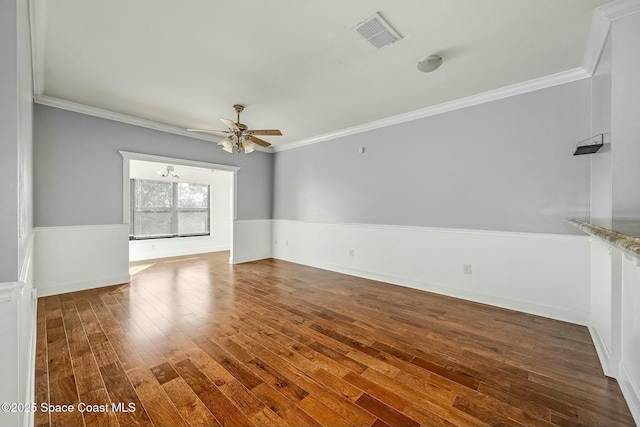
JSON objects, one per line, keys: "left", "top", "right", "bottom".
{"left": 591, "top": 31, "right": 612, "bottom": 219}
{"left": 0, "top": 0, "right": 19, "bottom": 281}
{"left": 1, "top": 0, "right": 33, "bottom": 282}
{"left": 611, "top": 14, "right": 640, "bottom": 218}
{"left": 273, "top": 79, "right": 592, "bottom": 234}
{"left": 0, "top": 3, "right": 35, "bottom": 426}
{"left": 34, "top": 105, "right": 273, "bottom": 226}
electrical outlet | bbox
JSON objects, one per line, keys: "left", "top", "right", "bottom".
{"left": 349, "top": 249, "right": 355, "bottom": 257}
{"left": 286, "top": 240, "right": 289, "bottom": 247}
{"left": 274, "top": 238, "right": 278, "bottom": 245}
{"left": 463, "top": 264, "right": 472, "bottom": 274}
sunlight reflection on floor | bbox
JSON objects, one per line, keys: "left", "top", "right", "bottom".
{"left": 129, "top": 263, "right": 155, "bottom": 276}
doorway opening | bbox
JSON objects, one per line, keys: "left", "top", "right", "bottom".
{"left": 120, "top": 151, "right": 240, "bottom": 263}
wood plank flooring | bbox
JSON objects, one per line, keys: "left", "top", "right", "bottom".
{"left": 35, "top": 251, "right": 634, "bottom": 426}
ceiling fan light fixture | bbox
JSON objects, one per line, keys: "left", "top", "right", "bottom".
{"left": 188, "top": 105, "right": 281, "bottom": 154}
{"left": 218, "top": 137, "right": 234, "bottom": 153}
{"left": 217, "top": 136, "right": 233, "bottom": 147}
{"left": 417, "top": 55, "right": 443, "bottom": 73}
{"left": 158, "top": 164, "right": 179, "bottom": 178}
{"left": 244, "top": 140, "right": 255, "bottom": 154}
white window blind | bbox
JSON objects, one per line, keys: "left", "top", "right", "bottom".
{"left": 130, "top": 179, "right": 210, "bottom": 239}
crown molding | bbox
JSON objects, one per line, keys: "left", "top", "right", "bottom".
{"left": 33, "top": 95, "right": 274, "bottom": 153}
{"left": 32, "top": 1, "right": 640, "bottom": 156}
{"left": 582, "top": 0, "right": 640, "bottom": 76}
{"left": 600, "top": 0, "right": 640, "bottom": 21}
{"left": 34, "top": 95, "right": 220, "bottom": 142}
{"left": 273, "top": 67, "right": 589, "bottom": 152}
{"left": 35, "top": 67, "right": 587, "bottom": 156}
{"left": 276, "top": 0, "right": 640, "bottom": 153}
{"left": 582, "top": 7, "right": 613, "bottom": 76}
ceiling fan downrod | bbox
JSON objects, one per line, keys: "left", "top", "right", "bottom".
{"left": 233, "top": 104, "right": 245, "bottom": 130}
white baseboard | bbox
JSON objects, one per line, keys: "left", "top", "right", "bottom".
{"left": 36, "top": 274, "right": 131, "bottom": 298}
{"left": 229, "top": 253, "right": 272, "bottom": 265}
{"left": 276, "top": 252, "right": 590, "bottom": 325}
{"left": 619, "top": 361, "right": 640, "bottom": 426}
{"left": 589, "top": 323, "right": 616, "bottom": 377}
{"left": 272, "top": 220, "right": 591, "bottom": 325}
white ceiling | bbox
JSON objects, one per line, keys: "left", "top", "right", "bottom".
{"left": 34, "top": 0, "right": 610, "bottom": 148}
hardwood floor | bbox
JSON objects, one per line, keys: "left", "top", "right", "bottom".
{"left": 35, "top": 251, "right": 634, "bottom": 427}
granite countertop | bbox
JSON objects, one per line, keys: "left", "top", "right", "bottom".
{"left": 566, "top": 218, "right": 640, "bottom": 260}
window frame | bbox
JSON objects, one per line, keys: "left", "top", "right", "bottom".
{"left": 129, "top": 178, "right": 212, "bottom": 240}
{"left": 120, "top": 151, "right": 239, "bottom": 224}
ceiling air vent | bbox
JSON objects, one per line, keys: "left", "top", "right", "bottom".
{"left": 353, "top": 12, "right": 402, "bottom": 49}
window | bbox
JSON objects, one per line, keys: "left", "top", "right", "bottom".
{"left": 129, "top": 179, "right": 210, "bottom": 239}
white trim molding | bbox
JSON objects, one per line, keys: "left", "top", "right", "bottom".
{"left": 0, "top": 241, "right": 35, "bottom": 427}
{"left": 582, "top": 5, "right": 613, "bottom": 76}
{"left": 0, "top": 282, "right": 26, "bottom": 303}
{"left": 35, "top": 68, "right": 590, "bottom": 155}
{"left": 272, "top": 220, "right": 591, "bottom": 325}
{"left": 230, "top": 220, "right": 272, "bottom": 264}
{"left": 0, "top": 280, "right": 32, "bottom": 427}
{"left": 36, "top": 95, "right": 221, "bottom": 143}
{"left": 283, "top": 220, "right": 587, "bottom": 240}
{"left": 27, "top": 0, "right": 46, "bottom": 96}
{"left": 34, "top": 224, "right": 131, "bottom": 296}
{"left": 582, "top": 0, "right": 640, "bottom": 75}
{"left": 275, "top": 0, "right": 640, "bottom": 152}
{"left": 119, "top": 150, "right": 240, "bottom": 225}
{"left": 24, "top": 286, "right": 37, "bottom": 427}
{"left": 31, "top": 2, "right": 640, "bottom": 156}
{"left": 34, "top": 223, "right": 128, "bottom": 232}
{"left": 274, "top": 68, "right": 589, "bottom": 152}
{"left": 619, "top": 361, "right": 640, "bottom": 426}
{"left": 600, "top": 0, "right": 640, "bottom": 21}
{"left": 19, "top": 232, "right": 34, "bottom": 284}
{"left": 589, "top": 324, "right": 615, "bottom": 377}
{"left": 119, "top": 150, "right": 241, "bottom": 173}
{"left": 35, "top": 275, "right": 131, "bottom": 298}
{"left": 34, "top": 96, "right": 274, "bottom": 152}
{"left": 17, "top": 231, "right": 36, "bottom": 427}
{"left": 23, "top": 288, "right": 38, "bottom": 427}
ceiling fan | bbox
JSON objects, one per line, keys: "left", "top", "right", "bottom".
{"left": 188, "top": 104, "right": 282, "bottom": 154}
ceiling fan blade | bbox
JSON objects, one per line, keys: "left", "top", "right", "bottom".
{"left": 247, "top": 129, "right": 282, "bottom": 136}
{"left": 220, "top": 118, "right": 239, "bottom": 131}
{"left": 187, "top": 129, "right": 231, "bottom": 137}
{"left": 248, "top": 135, "right": 271, "bottom": 148}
